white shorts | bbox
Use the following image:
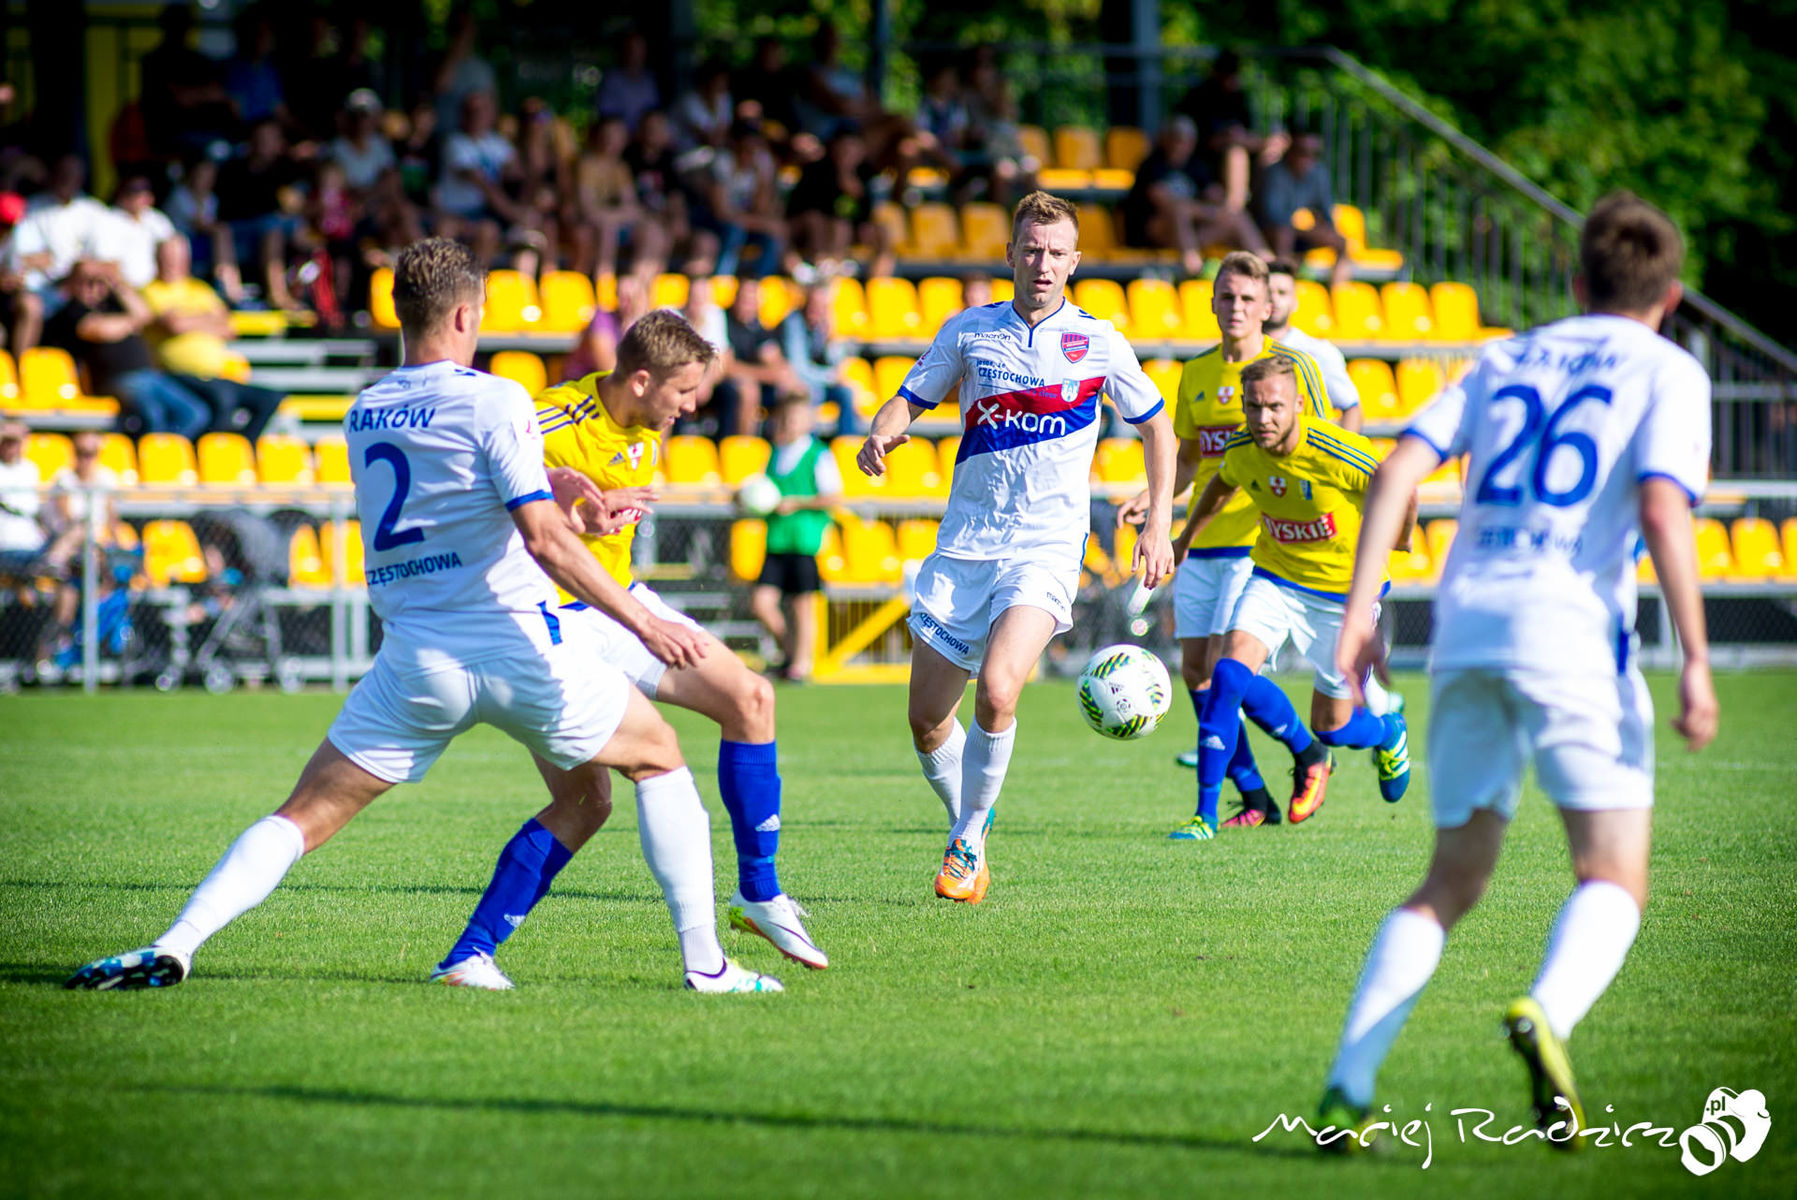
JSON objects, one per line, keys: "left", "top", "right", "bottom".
{"left": 557, "top": 583, "right": 706, "bottom": 699}
{"left": 908, "top": 551, "right": 1077, "bottom": 673}
{"left": 1228, "top": 572, "right": 1371, "bottom": 699}
{"left": 1428, "top": 666, "right": 1655, "bottom": 828}
{"left": 1172, "top": 552, "right": 1255, "bottom": 640}
{"left": 327, "top": 633, "right": 631, "bottom": 785}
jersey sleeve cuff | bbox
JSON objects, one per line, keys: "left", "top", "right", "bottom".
{"left": 1398, "top": 427, "right": 1449, "bottom": 463}
{"left": 1122, "top": 399, "right": 1164, "bottom": 424}
{"left": 1637, "top": 471, "right": 1701, "bottom": 506}
{"left": 897, "top": 385, "right": 937, "bottom": 410}
{"left": 505, "top": 489, "right": 554, "bottom": 511}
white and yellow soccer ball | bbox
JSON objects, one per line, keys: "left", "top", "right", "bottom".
{"left": 735, "top": 473, "right": 782, "bottom": 517}
{"left": 1075, "top": 643, "right": 1173, "bottom": 740}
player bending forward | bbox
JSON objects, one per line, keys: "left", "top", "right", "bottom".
{"left": 1177, "top": 356, "right": 1414, "bottom": 839}
{"left": 67, "top": 239, "right": 780, "bottom": 994}
{"left": 1317, "top": 192, "right": 1718, "bottom": 1145}
{"left": 859, "top": 190, "right": 1178, "bottom": 904}
{"left": 433, "top": 310, "right": 826, "bottom": 990}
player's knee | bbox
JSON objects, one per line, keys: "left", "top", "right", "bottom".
{"left": 908, "top": 704, "right": 951, "bottom": 748}
{"left": 732, "top": 671, "right": 776, "bottom": 739}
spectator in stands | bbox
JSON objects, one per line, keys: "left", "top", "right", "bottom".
{"left": 140, "top": 237, "right": 285, "bottom": 441}
{"left": 42, "top": 429, "right": 122, "bottom": 573}
{"left": 563, "top": 270, "right": 650, "bottom": 381}
{"left": 224, "top": 9, "right": 292, "bottom": 134}
{"left": 437, "top": 90, "right": 526, "bottom": 267}
{"left": 327, "top": 90, "right": 397, "bottom": 195}
{"left": 11, "top": 156, "right": 111, "bottom": 298}
{"left": 692, "top": 119, "right": 785, "bottom": 279}
{"left": 432, "top": 7, "right": 497, "bottom": 138}
{"left": 574, "top": 115, "right": 667, "bottom": 279}
{"left": 304, "top": 159, "right": 358, "bottom": 324}
{"left": 624, "top": 110, "right": 698, "bottom": 270}
{"left": 99, "top": 176, "right": 176, "bottom": 291}
{"left": 715, "top": 276, "right": 804, "bottom": 436}
{"left": 1123, "top": 116, "right": 1269, "bottom": 274}
{"left": 163, "top": 157, "right": 240, "bottom": 303}
{"left": 1174, "top": 49, "right": 1289, "bottom": 216}
{"left": 915, "top": 60, "right": 973, "bottom": 189}
{"left": 735, "top": 38, "right": 804, "bottom": 150}
{"left": 1257, "top": 128, "right": 1351, "bottom": 287}
{"left": 780, "top": 282, "right": 856, "bottom": 434}
{"left": 793, "top": 23, "right": 871, "bottom": 141}
{"left": 674, "top": 61, "right": 734, "bottom": 152}
{"left": 513, "top": 97, "right": 569, "bottom": 273}
{"left": 0, "top": 192, "right": 43, "bottom": 353}
{"left": 0, "top": 419, "right": 46, "bottom": 582}
{"left": 283, "top": 15, "right": 381, "bottom": 142}
{"left": 139, "top": 5, "right": 236, "bottom": 160}
{"left": 595, "top": 30, "right": 662, "bottom": 135}
{"left": 960, "top": 57, "right": 1033, "bottom": 206}
{"left": 392, "top": 98, "right": 442, "bottom": 212}
{"left": 683, "top": 272, "right": 728, "bottom": 353}
{"left": 785, "top": 126, "right": 893, "bottom": 279}
{"left": 216, "top": 120, "right": 303, "bottom": 310}
{"left": 749, "top": 393, "right": 843, "bottom": 683}
{"left": 43, "top": 259, "right": 211, "bottom": 440}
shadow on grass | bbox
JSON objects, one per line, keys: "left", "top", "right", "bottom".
{"left": 136, "top": 1082, "right": 1344, "bottom": 1163}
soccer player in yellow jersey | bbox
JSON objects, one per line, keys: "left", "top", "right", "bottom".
{"left": 1175, "top": 355, "right": 1415, "bottom": 836}
{"left": 1119, "top": 252, "right": 1336, "bottom": 836}
{"left": 437, "top": 311, "right": 827, "bottom": 991}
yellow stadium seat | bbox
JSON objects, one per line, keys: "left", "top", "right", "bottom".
{"left": 490, "top": 350, "right": 548, "bottom": 396}
{"left": 1178, "top": 280, "right": 1221, "bottom": 342}
{"left": 314, "top": 436, "right": 351, "bottom": 485}
{"left": 989, "top": 279, "right": 1014, "bottom": 305}
{"left": 918, "top": 277, "right": 963, "bottom": 334}
{"left": 840, "top": 356, "right": 877, "bottom": 413}
{"left": 1093, "top": 438, "right": 1146, "bottom": 485}
{"left": 197, "top": 432, "right": 258, "bottom": 486}
{"left": 759, "top": 276, "right": 796, "bottom": 329}
{"left": 288, "top": 525, "right": 331, "bottom": 588}
{"left": 831, "top": 435, "right": 878, "bottom": 497}
{"left": 651, "top": 272, "right": 690, "bottom": 310}
{"left": 1348, "top": 360, "right": 1400, "bottom": 421}
{"left": 1289, "top": 280, "right": 1334, "bottom": 338}
{"left": 1387, "top": 539, "right": 1435, "bottom": 584}
{"left": 1782, "top": 519, "right": 1797, "bottom": 582}
{"left": 0, "top": 349, "right": 17, "bottom": 401}
{"left": 538, "top": 270, "right": 597, "bottom": 333}
{"left": 938, "top": 436, "right": 962, "bottom": 474}
{"left": 663, "top": 435, "right": 721, "bottom": 485}
{"left": 594, "top": 272, "right": 619, "bottom": 312}
{"left": 1128, "top": 279, "right": 1183, "bottom": 339}
{"left": 719, "top": 435, "right": 771, "bottom": 484}
{"left": 1429, "top": 282, "right": 1514, "bottom": 341}
{"left": 481, "top": 269, "right": 541, "bottom": 333}
{"left": 874, "top": 356, "right": 916, "bottom": 404}
{"left": 1425, "top": 519, "right": 1458, "bottom": 565}
{"left": 1330, "top": 282, "right": 1385, "bottom": 340}
{"left": 1142, "top": 359, "right": 1182, "bottom": 406}
{"left": 1018, "top": 125, "right": 1051, "bottom": 166}
{"left": 1395, "top": 359, "right": 1447, "bottom": 417}
{"left": 882, "top": 437, "right": 941, "bottom": 498}
{"left": 1730, "top": 517, "right": 1783, "bottom": 580}
{"left": 141, "top": 520, "right": 208, "bottom": 586}
{"left": 1380, "top": 282, "right": 1435, "bottom": 340}
{"left": 1037, "top": 167, "right": 1091, "bottom": 191}
{"left": 865, "top": 277, "right": 923, "bottom": 340}
{"left": 317, "top": 518, "right": 366, "bottom": 584}
{"left": 1106, "top": 126, "right": 1149, "bottom": 171}
{"left": 256, "top": 435, "right": 315, "bottom": 485}
{"left": 897, "top": 518, "right": 939, "bottom": 562}
{"left": 19, "top": 346, "right": 85, "bottom": 407}
{"left": 1075, "top": 205, "right": 1118, "bottom": 258}
{"left": 817, "top": 522, "right": 847, "bottom": 584}
{"left": 1053, "top": 126, "right": 1102, "bottom": 171}
{"left": 98, "top": 433, "right": 138, "bottom": 484}
{"left": 26, "top": 433, "right": 72, "bottom": 479}
{"left": 959, "top": 203, "right": 1009, "bottom": 260}
{"left": 1072, "top": 279, "right": 1130, "bottom": 334}
{"left": 369, "top": 267, "right": 398, "bottom": 330}
{"left": 907, "top": 203, "right": 959, "bottom": 259}
{"left": 840, "top": 516, "right": 901, "bottom": 585}
{"left": 730, "top": 519, "right": 766, "bottom": 582}
{"left": 138, "top": 433, "right": 198, "bottom": 485}
{"left": 831, "top": 277, "right": 869, "bottom": 339}
{"left": 1693, "top": 517, "right": 1734, "bottom": 580}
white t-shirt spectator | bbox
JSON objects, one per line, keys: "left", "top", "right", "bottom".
{"left": 674, "top": 91, "right": 733, "bottom": 150}
{"left": 96, "top": 207, "right": 177, "bottom": 289}
{"left": 49, "top": 465, "right": 120, "bottom": 529}
{"left": 9, "top": 195, "right": 110, "bottom": 290}
{"left": 438, "top": 133, "right": 515, "bottom": 217}
{"left": 0, "top": 456, "right": 44, "bottom": 551}
{"left": 328, "top": 135, "right": 398, "bottom": 192}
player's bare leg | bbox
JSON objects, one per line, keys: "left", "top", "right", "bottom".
{"left": 749, "top": 584, "right": 787, "bottom": 667}
{"left": 786, "top": 593, "right": 818, "bottom": 680}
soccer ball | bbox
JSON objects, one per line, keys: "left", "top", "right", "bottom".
{"left": 1075, "top": 644, "right": 1173, "bottom": 740}
{"left": 735, "top": 474, "right": 781, "bottom": 517}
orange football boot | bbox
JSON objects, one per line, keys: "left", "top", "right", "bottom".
{"left": 1287, "top": 750, "right": 1335, "bottom": 824}
{"left": 934, "top": 838, "right": 990, "bottom": 903}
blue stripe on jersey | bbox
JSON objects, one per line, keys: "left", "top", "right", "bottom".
{"left": 1123, "top": 398, "right": 1165, "bottom": 425}
{"left": 537, "top": 601, "right": 563, "bottom": 646}
{"left": 898, "top": 384, "right": 938, "bottom": 409}
{"left": 1614, "top": 615, "right": 1627, "bottom": 675}
{"left": 956, "top": 377, "right": 1105, "bottom": 461}
{"left": 1310, "top": 430, "right": 1381, "bottom": 474}
{"left": 1638, "top": 470, "right": 1700, "bottom": 506}
{"left": 1187, "top": 546, "right": 1252, "bottom": 559}
{"left": 1399, "top": 427, "right": 1450, "bottom": 463}
{"left": 505, "top": 489, "right": 554, "bottom": 510}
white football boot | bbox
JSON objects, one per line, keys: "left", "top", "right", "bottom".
{"left": 684, "top": 958, "right": 784, "bottom": 993}
{"left": 727, "top": 891, "right": 829, "bottom": 969}
{"left": 430, "top": 951, "right": 515, "bottom": 990}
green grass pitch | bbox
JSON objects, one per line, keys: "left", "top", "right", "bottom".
{"left": 2, "top": 671, "right": 1793, "bottom": 1198}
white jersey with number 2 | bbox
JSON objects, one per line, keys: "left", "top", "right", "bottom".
{"left": 1404, "top": 313, "right": 1711, "bottom": 677}
{"left": 344, "top": 360, "right": 560, "bottom": 675}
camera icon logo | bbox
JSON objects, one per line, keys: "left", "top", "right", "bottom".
{"left": 1680, "top": 1087, "right": 1771, "bottom": 1177}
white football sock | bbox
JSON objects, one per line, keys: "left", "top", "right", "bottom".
{"left": 916, "top": 720, "right": 967, "bottom": 825}
{"left": 155, "top": 814, "right": 307, "bottom": 961}
{"left": 946, "top": 720, "right": 1015, "bottom": 854}
{"left": 1530, "top": 880, "right": 1642, "bottom": 1041}
{"left": 1325, "top": 907, "right": 1446, "bottom": 1108}
{"left": 634, "top": 767, "right": 724, "bottom": 975}
{"left": 1362, "top": 673, "right": 1394, "bottom": 716}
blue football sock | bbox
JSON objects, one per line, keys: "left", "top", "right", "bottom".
{"left": 1316, "top": 707, "right": 1390, "bottom": 750}
{"left": 440, "top": 818, "right": 573, "bottom": 969}
{"left": 718, "top": 739, "right": 782, "bottom": 903}
{"left": 1198, "top": 659, "right": 1252, "bottom": 824}
{"left": 1242, "top": 674, "right": 1315, "bottom": 756}
{"left": 1226, "top": 725, "right": 1265, "bottom": 793}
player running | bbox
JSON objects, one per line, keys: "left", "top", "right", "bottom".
{"left": 1119, "top": 252, "right": 1339, "bottom": 835}
{"left": 858, "top": 190, "right": 1178, "bottom": 904}
{"left": 1177, "top": 356, "right": 1415, "bottom": 839}
{"left": 66, "top": 239, "right": 782, "bottom": 995}
{"left": 1317, "top": 192, "right": 1718, "bottom": 1146}
{"left": 433, "top": 310, "right": 827, "bottom": 989}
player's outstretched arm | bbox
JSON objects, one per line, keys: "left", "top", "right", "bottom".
{"left": 856, "top": 398, "right": 926, "bottom": 476}
{"left": 1639, "top": 477, "right": 1718, "bottom": 751}
{"left": 1133, "top": 410, "right": 1179, "bottom": 589}
{"left": 511, "top": 499, "right": 706, "bottom": 668}
{"left": 1337, "top": 436, "right": 1436, "bottom": 701}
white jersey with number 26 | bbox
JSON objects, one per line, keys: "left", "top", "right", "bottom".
{"left": 1404, "top": 314, "right": 1711, "bottom": 677}
{"left": 344, "top": 360, "right": 559, "bottom": 675}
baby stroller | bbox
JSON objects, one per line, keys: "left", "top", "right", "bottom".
{"left": 155, "top": 509, "right": 305, "bottom": 693}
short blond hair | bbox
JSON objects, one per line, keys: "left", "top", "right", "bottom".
{"left": 393, "top": 238, "right": 486, "bottom": 333}
{"left": 1011, "top": 190, "right": 1079, "bottom": 239}
{"left": 1240, "top": 355, "right": 1297, "bottom": 392}
{"left": 1215, "top": 250, "right": 1270, "bottom": 290}
{"left": 615, "top": 309, "right": 718, "bottom": 378}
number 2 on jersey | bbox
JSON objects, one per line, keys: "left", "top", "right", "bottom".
{"left": 364, "top": 442, "right": 426, "bottom": 551}
{"left": 1474, "top": 384, "right": 1612, "bottom": 508}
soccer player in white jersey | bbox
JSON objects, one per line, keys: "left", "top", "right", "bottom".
{"left": 1316, "top": 193, "right": 1719, "bottom": 1145}
{"left": 66, "top": 239, "right": 783, "bottom": 995}
{"left": 1264, "top": 259, "right": 1363, "bottom": 434}
{"left": 858, "top": 191, "right": 1178, "bottom": 904}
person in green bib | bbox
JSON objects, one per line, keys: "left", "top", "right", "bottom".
{"left": 751, "top": 394, "right": 843, "bottom": 681}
